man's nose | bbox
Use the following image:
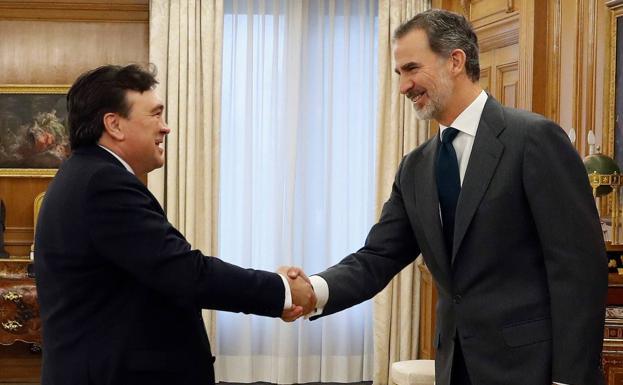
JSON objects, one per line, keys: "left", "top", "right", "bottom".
{"left": 399, "top": 77, "right": 413, "bottom": 95}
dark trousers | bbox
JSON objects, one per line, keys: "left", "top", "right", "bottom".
{"left": 450, "top": 337, "right": 473, "bottom": 385}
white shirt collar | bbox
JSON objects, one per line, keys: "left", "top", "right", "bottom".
{"left": 98, "top": 144, "right": 135, "bottom": 174}
{"left": 439, "top": 90, "right": 488, "bottom": 138}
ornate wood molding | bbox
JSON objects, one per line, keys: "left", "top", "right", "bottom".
{"left": 607, "top": 0, "right": 623, "bottom": 9}
{"left": 468, "top": 0, "right": 516, "bottom": 25}
{"left": 474, "top": 13, "right": 519, "bottom": 52}
{"left": 518, "top": 0, "right": 534, "bottom": 111}
{"left": 0, "top": 1, "right": 148, "bottom": 23}
{"left": 5, "top": 228, "right": 33, "bottom": 248}
{"left": 496, "top": 61, "right": 519, "bottom": 107}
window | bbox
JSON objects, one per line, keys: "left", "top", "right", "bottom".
{"left": 218, "top": 0, "right": 378, "bottom": 382}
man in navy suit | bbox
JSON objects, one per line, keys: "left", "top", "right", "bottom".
{"left": 35, "top": 64, "right": 315, "bottom": 385}
{"left": 290, "top": 9, "right": 607, "bottom": 385}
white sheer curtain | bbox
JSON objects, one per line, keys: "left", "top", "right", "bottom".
{"left": 218, "top": 0, "right": 378, "bottom": 383}
{"left": 372, "top": 1, "right": 430, "bottom": 383}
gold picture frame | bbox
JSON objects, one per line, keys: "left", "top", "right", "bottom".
{"left": 607, "top": 3, "right": 623, "bottom": 164}
{"left": 0, "top": 85, "right": 71, "bottom": 177}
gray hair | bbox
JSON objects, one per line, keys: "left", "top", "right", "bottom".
{"left": 394, "top": 9, "right": 480, "bottom": 82}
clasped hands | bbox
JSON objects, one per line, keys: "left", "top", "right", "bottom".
{"left": 278, "top": 266, "right": 316, "bottom": 322}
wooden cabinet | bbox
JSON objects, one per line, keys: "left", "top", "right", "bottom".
{"left": 603, "top": 318, "right": 623, "bottom": 385}
{"left": 0, "top": 260, "right": 40, "bottom": 348}
{"left": 0, "top": 259, "right": 41, "bottom": 382}
{"left": 604, "top": 273, "right": 623, "bottom": 385}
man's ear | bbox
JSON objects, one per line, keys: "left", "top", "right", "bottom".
{"left": 102, "top": 112, "right": 124, "bottom": 141}
{"left": 449, "top": 48, "right": 467, "bottom": 76}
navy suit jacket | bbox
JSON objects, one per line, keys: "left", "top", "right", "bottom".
{"left": 314, "top": 97, "right": 608, "bottom": 385}
{"left": 35, "top": 145, "right": 284, "bottom": 385}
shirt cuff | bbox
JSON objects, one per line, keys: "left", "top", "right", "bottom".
{"left": 278, "top": 274, "right": 292, "bottom": 310}
{"left": 305, "top": 275, "right": 329, "bottom": 318}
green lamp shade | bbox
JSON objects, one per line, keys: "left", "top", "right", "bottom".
{"left": 584, "top": 153, "right": 620, "bottom": 196}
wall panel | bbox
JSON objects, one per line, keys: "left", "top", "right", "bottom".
{"left": 0, "top": 20, "right": 148, "bottom": 84}
{"left": 469, "top": 0, "right": 513, "bottom": 23}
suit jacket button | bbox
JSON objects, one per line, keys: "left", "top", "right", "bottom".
{"left": 453, "top": 294, "right": 462, "bottom": 304}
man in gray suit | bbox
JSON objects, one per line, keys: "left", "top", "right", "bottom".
{"left": 288, "top": 9, "right": 607, "bottom": 385}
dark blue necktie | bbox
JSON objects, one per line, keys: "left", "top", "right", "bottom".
{"left": 436, "top": 127, "right": 461, "bottom": 254}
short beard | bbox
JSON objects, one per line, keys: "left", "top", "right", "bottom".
{"left": 412, "top": 65, "right": 453, "bottom": 121}
{"left": 413, "top": 98, "right": 439, "bottom": 121}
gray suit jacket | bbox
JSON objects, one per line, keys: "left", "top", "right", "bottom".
{"left": 313, "top": 97, "right": 607, "bottom": 385}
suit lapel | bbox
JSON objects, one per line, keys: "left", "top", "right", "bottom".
{"left": 414, "top": 136, "right": 452, "bottom": 274}
{"left": 452, "top": 98, "right": 505, "bottom": 264}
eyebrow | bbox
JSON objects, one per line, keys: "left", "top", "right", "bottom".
{"left": 151, "top": 104, "right": 164, "bottom": 113}
{"left": 394, "top": 62, "right": 420, "bottom": 75}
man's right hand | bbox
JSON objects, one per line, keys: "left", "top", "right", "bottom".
{"left": 277, "top": 266, "right": 316, "bottom": 321}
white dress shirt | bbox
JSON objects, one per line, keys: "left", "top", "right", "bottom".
{"left": 98, "top": 144, "right": 135, "bottom": 174}
{"left": 439, "top": 90, "right": 487, "bottom": 186}
{"left": 97, "top": 144, "right": 294, "bottom": 309}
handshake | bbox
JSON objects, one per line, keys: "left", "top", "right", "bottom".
{"left": 277, "top": 266, "right": 317, "bottom": 322}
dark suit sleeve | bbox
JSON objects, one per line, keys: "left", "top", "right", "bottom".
{"left": 85, "top": 165, "right": 285, "bottom": 317}
{"left": 313, "top": 157, "right": 421, "bottom": 317}
{"left": 522, "top": 120, "right": 608, "bottom": 384}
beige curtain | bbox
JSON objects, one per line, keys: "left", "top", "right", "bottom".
{"left": 373, "top": 0, "right": 431, "bottom": 384}
{"left": 148, "top": 0, "right": 224, "bottom": 343}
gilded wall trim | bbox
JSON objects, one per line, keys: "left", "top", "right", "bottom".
{"left": 545, "top": 0, "right": 561, "bottom": 122}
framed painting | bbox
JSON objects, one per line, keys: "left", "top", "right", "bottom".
{"left": 610, "top": 3, "right": 623, "bottom": 169}
{"left": 0, "top": 85, "right": 70, "bottom": 177}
